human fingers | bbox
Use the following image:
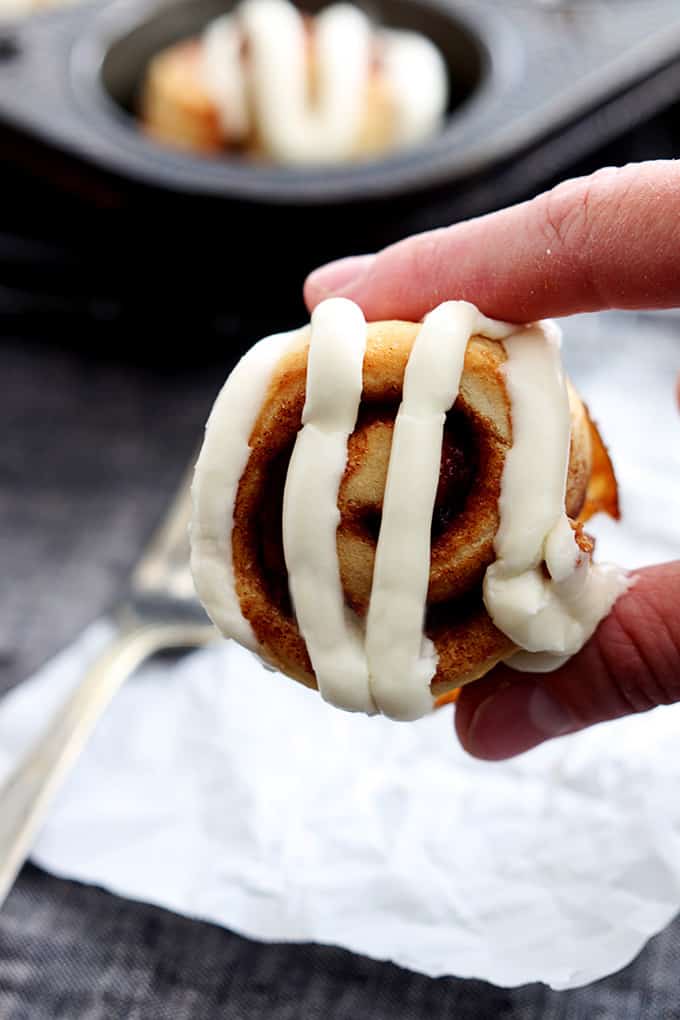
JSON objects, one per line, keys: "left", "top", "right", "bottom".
{"left": 305, "top": 161, "right": 680, "bottom": 322}
{"left": 453, "top": 563, "right": 680, "bottom": 760}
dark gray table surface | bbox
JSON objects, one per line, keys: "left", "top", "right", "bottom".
{"left": 1, "top": 336, "right": 680, "bottom": 1018}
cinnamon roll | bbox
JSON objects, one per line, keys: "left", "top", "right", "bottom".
{"left": 191, "top": 299, "right": 628, "bottom": 720}
{"left": 140, "top": 0, "right": 448, "bottom": 164}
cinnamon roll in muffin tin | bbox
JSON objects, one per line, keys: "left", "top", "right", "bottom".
{"left": 139, "top": 0, "right": 450, "bottom": 165}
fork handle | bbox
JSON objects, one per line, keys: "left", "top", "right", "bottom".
{"left": 0, "top": 621, "right": 215, "bottom": 907}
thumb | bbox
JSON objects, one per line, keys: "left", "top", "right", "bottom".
{"left": 454, "top": 564, "right": 680, "bottom": 760}
{"left": 304, "top": 160, "right": 680, "bottom": 322}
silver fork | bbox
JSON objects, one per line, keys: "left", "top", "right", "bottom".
{"left": 0, "top": 460, "right": 217, "bottom": 906}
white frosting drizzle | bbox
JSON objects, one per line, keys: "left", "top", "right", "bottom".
{"left": 191, "top": 299, "right": 628, "bottom": 722}
{"left": 282, "top": 299, "right": 376, "bottom": 713}
{"left": 242, "top": 0, "right": 372, "bottom": 164}
{"left": 200, "top": 0, "right": 447, "bottom": 163}
{"left": 380, "top": 29, "right": 448, "bottom": 148}
{"left": 483, "top": 322, "right": 631, "bottom": 671}
{"left": 190, "top": 327, "right": 301, "bottom": 651}
{"left": 202, "top": 15, "right": 250, "bottom": 140}
{"left": 365, "top": 302, "right": 515, "bottom": 720}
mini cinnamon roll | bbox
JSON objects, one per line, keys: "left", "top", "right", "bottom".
{"left": 140, "top": 0, "right": 448, "bottom": 164}
{"left": 191, "top": 299, "right": 627, "bottom": 720}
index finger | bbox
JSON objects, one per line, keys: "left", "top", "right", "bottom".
{"left": 304, "top": 161, "right": 680, "bottom": 322}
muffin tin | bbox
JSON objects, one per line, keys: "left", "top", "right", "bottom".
{"left": 3, "top": 0, "right": 680, "bottom": 200}
{"left": 2, "top": 0, "right": 680, "bottom": 346}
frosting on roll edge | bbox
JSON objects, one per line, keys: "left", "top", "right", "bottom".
{"left": 483, "top": 320, "right": 630, "bottom": 674}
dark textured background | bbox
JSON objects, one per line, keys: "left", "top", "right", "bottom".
{"left": 3, "top": 52, "right": 680, "bottom": 1020}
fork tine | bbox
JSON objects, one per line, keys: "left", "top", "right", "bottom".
{"left": 0, "top": 618, "right": 216, "bottom": 908}
{"left": 0, "top": 446, "right": 217, "bottom": 907}
{"left": 131, "top": 458, "right": 197, "bottom": 601}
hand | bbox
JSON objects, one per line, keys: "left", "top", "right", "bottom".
{"left": 304, "top": 160, "right": 680, "bottom": 759}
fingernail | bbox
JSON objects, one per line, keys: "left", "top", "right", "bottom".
{"left": 466, "top": 682, "right": 573, "bottom": 760}
{"left": 306, "top": 254, "right": 375, "bottom": 300}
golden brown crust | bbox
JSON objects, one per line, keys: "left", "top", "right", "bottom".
{"left": 565, "top": 381, "right": 592, "bottom": 520}
{"left": 579, "top": 404, "right": 620, "bottom": 523}
{"left": 231, "top": 320, "right": 606, "bottom": 699}
{"left": 140, "top": 40, "right": 224, "bottom": 153}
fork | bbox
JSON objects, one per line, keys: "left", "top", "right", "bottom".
{"left": 0, "top": 460, "right": 217, "bottom": 906}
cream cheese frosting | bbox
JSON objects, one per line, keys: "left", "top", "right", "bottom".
{"left": 365, "top": 302, "right": 515, "bottom": 720}
{"left": 190, "top": 326, "right": 301, "bottom": 652}
{"left": 380, "top": 29, "right": 449, "bottom": 147}
{"left": 283, "top": 299, "right": 376, "bottom": 713}
{"left": 191, "top": 299, "right": 629, "bottom": 720}
{"left": 202, "top": 14, "right": 250, "bottom": 141}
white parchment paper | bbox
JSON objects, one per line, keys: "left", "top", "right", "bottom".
{"left": 1, "top": 310, "right": 679, "bottom": 990}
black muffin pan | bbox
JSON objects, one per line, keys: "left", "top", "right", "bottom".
{"left": 2, "top": 0, "right": 680, "bottom": 349}
{"left": 4, "top": 0, "right": 680, "bottom": 201}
